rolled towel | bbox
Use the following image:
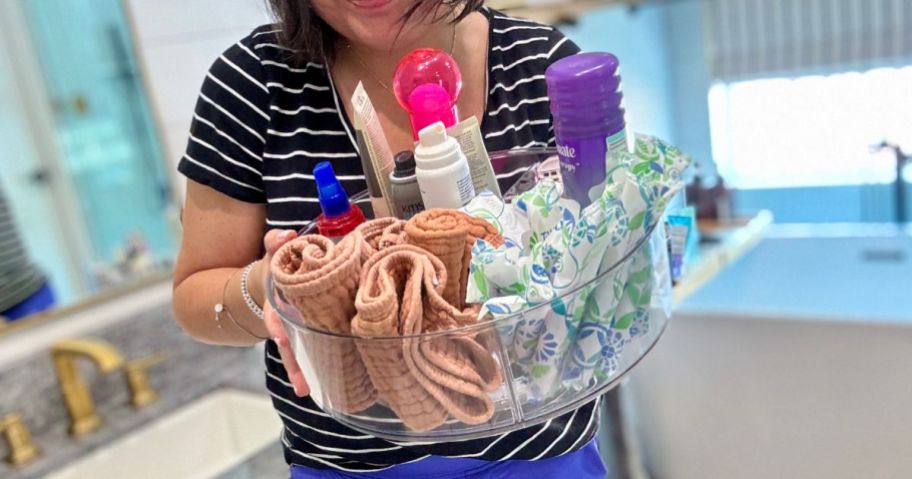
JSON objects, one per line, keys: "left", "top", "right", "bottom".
{"left": 405, "top": 209, "right": 503, "bottom": 309}
{"left": 355, "top": 218, "right": 402, "bottom": 261}
{"left": 271, "top": 233, "right": 377, "bottom": 413}
{"left": 354, "top": 245, "right": 503, "bottom": 431}
{"left": 352, "top": 245, "right": 448, "bottom": 432}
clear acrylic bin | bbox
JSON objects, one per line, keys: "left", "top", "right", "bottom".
{"left": 268, "top": 148, "right": 673, "bottom": 442}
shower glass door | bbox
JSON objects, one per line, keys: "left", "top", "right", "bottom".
{"left": 20, "top": 0, "right": 176, "bottom": 286}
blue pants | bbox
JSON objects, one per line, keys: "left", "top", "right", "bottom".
{"left": 290, "top": 438, "right": 607, "bottom": 478}
{"left": 1, "top": 283, "right": 55, "bottom": 321}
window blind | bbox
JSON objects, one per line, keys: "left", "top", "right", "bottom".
{"left": 706, "top": 0, "right": 912, "bottom": 81}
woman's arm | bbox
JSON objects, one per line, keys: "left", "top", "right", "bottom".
{"left": 172, "top": 180, "right": 271, "bottom": 346}
{"left": 172, "top": 180, "right": 308, "bottom": 395}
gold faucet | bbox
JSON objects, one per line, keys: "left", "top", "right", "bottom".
{"left": 1, "top": 413, "right": 40, "bottom": 466}
{"left": 51, "top": 339, "right": 124, "bottom": 437}
{"left": 124, "top": 352, "right": 167, "bottom": 408}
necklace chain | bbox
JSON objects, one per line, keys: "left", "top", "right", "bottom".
{"left": 346, "top": 23, "right": 457, "bottom": 93}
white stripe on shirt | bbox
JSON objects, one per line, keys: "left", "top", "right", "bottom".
{"left": 267, "top": 196, "right": 319, "bottom": 204}
{"left": 264, "top": 150, "right": 358, "bottom": 160}
{"left": 264, "top": 172, "right": 365, "bottom": 181}
{"left": 270, "top": 104, "right": 337, "bottom": 115}
{"left": 199, "top": 93, "right": 266, "bottom": 143}
{"left": 207, "top": 72, "right": 270, "bottom": 120}
{"left": 266, "top": 82, "right": 331, "bottom": 93}
{"left": 485, "top": 119, "right": 549, "bottom": 138}
{"left": 493, "top": 24, "right": 553, "bottom": 34}
{"left": 492, "top": 53, "right": 550, "bottom": 73}
{"left": 266, "top": 218, "right": 312, "bottom": 226}
{"left": 492, "top": 36, "right": 549, "bottom": 52}
{"left": 488, "top": 96, "right": 549, "bottom": 115}
{"left": 189, "top": 135, "right": 260, "bottom": 175}
{"left": 220, "top": 54, "right": 268, "bottom": 93}
{"left": 531, "top": 408, "right": 579, "bottom": 460}
{"left": 261, "top": 60, "right": 324, "bottom": 72}
{"left": 490, "top": 75, "right": 545, "bottom": 94}
{"left": 267, "top": 127, "right": 347, "bottom": 137}
{"left": 193, "top": 114, "right": 262, "bottom": 162}
{"left": 500, "top": 419, "right": 553, "bottom": 460}
{"left": 182, "top": 154, "right": 262, "bottom": 191}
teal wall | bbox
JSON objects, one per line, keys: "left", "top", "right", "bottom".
{"left": 561, "top": 3, "right": 675, "bottom": 143}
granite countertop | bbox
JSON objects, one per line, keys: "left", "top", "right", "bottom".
{"left": 0, "top": 302, "right": 289, "bottom": 479}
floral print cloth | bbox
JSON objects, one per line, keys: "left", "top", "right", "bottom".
{"left": 462, "top": 134, "right": 690, "bottom": 401}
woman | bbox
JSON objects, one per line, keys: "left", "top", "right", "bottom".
{"left": 172, "top": 1, "right": 607, "bottom": 477}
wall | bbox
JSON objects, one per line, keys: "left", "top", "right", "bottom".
{"left": 561, "top": 3, "right": 675, "bottom": 142}
{"left": 631, "top": 311, "right": 912, "bottom": 479}
{"left": 664, "top": 0, "right": 715, "bottom": 178}
{"left": 124, "top": 0, "right": 272, "bottom": 200}
{"left": 734, "top": 183, "right": 909, "bottom": 223}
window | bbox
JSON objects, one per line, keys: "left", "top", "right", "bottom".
{"left": 708, "top": 66, "right": 912, "bottom": 190}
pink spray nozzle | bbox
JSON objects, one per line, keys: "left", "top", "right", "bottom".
{"left": 406, "top": 83, "right": 457, "bottom": 141}
{"left": 392, "top": 48, "right": 462, "bottom": 140}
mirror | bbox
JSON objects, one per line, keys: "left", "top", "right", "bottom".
{"left": 0, "top": 0, "right": 180, "bottom": 332}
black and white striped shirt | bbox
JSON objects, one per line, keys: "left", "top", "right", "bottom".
{"left": 0, "top": 183, "right": 46, "bottom": 313}
{"left": 178, "top": 8, "right": 597, "bottom": 472}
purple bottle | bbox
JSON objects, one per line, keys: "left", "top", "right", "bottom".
{"left": 546, "top": 53, "right": 628, "bottom": 207}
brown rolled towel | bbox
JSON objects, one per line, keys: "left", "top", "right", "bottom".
{"left": 355, "top": 218, "right": 402, "bottom": 261}
{"left": 405, "top": 209, "right": 503, "bottom": 309}
{"left": 271, "top": 233, "right": 377, "bottom": 414}
{"left": 352, "top": 245, "right": 448, "bottom": 432}
{"left": 353, "top": 245, "right": 503, "bottom": 431}
{"left": 380, "top": 220, "right": 407, "bottom": 249}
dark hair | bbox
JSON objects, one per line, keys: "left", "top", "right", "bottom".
{"left": 266, "top": 0, "right": 483, "bottom": 66}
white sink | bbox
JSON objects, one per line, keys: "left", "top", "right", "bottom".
{"left": 48, "top": 389, "right": 282, "bottom": 479}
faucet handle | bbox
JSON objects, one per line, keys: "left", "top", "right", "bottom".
{"left": 0, "top": 413, "right": 40, "bottom": 467}
{"left": 124, "top": 352, "right": 167, "bottom": 409}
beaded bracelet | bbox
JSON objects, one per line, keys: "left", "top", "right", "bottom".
{"left": 241, "top": 262, "right": 265, "bottom": 320}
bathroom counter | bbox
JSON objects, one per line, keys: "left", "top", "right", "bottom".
{"left": 0, "top": 302, "right": 269, "bottom": 479}
{"left": 672, "top": 210, "right": 774, "bottom": 304}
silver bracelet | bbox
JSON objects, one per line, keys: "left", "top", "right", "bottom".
{"left": 241, "top": 262, "right": 265, "bottom": 320}
{"left": 214, "top": 269, "right": 239, "bottom": 329}
{"left": 223, "top": 300, "right": 269, "bottom": 341}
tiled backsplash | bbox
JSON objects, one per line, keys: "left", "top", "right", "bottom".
{"left": 0, "top": 302, "right": 268, "bottom": 479}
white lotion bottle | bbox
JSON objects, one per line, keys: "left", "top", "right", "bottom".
{"left": 414, "top": 121, "right": 476, "bottom": 209}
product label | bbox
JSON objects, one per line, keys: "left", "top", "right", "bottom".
{"left": 457, "top": 173, "right": 475, "bottom": 206}
{"left": 398, "top": 202, "right": 424, "bottom": 220}
{"left": 352, "top": 83, "right": 395, "bottom": 215}
{"left": 556, "top": 136, "right": 608, "bottom": 206}
{"left": 448, "top": 117, "right": 501, "bottom": 197}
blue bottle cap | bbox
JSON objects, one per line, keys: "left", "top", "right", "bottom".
{"left": 313, "top": 162, "right": 351, "bottom": 218}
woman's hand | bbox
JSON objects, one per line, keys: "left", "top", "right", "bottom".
{"left": 257, "top": 229, "right": 310, "bottom": 397}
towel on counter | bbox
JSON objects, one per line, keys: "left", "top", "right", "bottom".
{"left": 271, "top": 233, "right": 378, "bottom": 413}
{"left": 353, "top": 245, "right": 502, "bottom": 431}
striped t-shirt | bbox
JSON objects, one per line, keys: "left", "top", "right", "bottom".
{"left": 178, "top": 8, "right": 599, "bottom": 472}
{"left": 0, "top": 183, "right": 46, "bottom": 313}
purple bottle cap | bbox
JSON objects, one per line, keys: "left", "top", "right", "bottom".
{"left": 546, "top": 52, "right": 625, "bottom": 138}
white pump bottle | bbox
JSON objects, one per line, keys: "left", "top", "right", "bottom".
{"left": 413, "top": 121, "right": 475, "bottom": 209}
